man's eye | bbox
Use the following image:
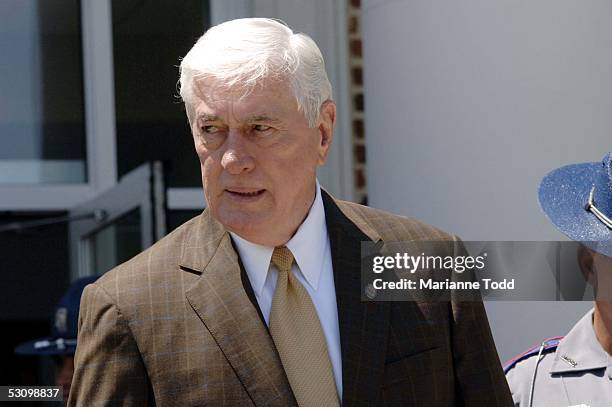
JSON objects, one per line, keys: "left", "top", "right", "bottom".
{"left": 202, "top": 125, "right": 220, "bottom": 134}
{"left": 253, "top": 124, "right": 272, "bottom": 132}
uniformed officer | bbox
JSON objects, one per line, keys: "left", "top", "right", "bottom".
{"left": 504, "top": 151, "right": 612, "bottom": 407}
{"left": 15, "top": 276, "right": 98, "bottom": 404}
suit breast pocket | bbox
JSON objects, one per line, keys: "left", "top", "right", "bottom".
{"left": 383, "top": 347, "right": 453, "bottom": 387}
{"left": 380, "top": 347, "right": 454, "bottom": 406}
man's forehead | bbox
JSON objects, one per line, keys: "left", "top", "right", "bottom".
{"left": 193, "top": 81, "right": 298, "bottom": 121}
{"left": 193, "top": 75, "right": 292, "bottom": 101}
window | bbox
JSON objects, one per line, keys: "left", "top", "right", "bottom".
{"left": 112, "top": 0, "right": 210, "bottom": 187}
{"left": 0, "top": 0, "right": 86, "bottom": 184}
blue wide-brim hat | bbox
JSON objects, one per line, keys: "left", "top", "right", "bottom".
{"left": 538, "top": 151, "right": 612, "bottom": 258}
{"left": 14, "top": 276, "right": 98, "bottom": 356}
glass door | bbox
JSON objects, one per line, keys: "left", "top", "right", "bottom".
{"left": 69, "top": 161, "right": 166, "bottom": 278}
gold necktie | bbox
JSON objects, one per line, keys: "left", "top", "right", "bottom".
{"left": 269, "top": 246, "right": 340, "bottom": 407}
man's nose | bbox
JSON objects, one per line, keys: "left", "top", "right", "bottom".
{"left": 221, "top": 130, "right": 255, "bottom": 174}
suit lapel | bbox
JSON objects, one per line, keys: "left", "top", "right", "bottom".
{"left": 182, "top": 211, "right": 296, "bottom": 407}
{"left": 322, "top": 190, "right": 391, "bottom": 406}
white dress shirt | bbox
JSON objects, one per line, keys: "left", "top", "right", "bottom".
{"left": 229, "top": 180, "right": 343, "bottom": 399}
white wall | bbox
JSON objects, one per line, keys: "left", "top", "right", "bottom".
{"left": 362, "top": 0, "right": 608, "bottom": 361}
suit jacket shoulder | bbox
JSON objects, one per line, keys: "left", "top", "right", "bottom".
{"left": 332, "top": 198, "right": 454, "bottom": 243}
{"left": 91, "top": 211, "right": 221, "bottom": 309}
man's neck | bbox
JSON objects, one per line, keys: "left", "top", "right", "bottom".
{"left": 593, "top": 301, "right": 612, "bottom": 356}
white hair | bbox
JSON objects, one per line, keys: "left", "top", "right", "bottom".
{"left": 179, "top": 18, "right": 332, "bottom": 128}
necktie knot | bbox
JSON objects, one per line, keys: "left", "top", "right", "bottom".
{"left": 271, "top": 246, "right": 294, "bottom": 274}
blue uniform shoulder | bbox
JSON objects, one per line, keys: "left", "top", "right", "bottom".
{"left": 503, "top": 336, "right": 563, "bottom": 374}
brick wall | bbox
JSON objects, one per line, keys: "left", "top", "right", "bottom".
{"left": 347, "top": 0, "right": 367, "bottom": 205}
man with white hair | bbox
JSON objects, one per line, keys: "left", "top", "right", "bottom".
{"left": 68, "top": 18, "right": 512, "bottom": 406}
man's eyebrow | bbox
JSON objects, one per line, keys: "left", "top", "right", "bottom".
{"left": 197, "top": 114, "right": 221, "bottom": 121}
{"left": 245, "top": 115, "right": 281, "bottom": 123}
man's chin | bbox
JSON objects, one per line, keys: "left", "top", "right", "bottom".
{"left": 218, "top": 212, "right": 268, "bottom": 236}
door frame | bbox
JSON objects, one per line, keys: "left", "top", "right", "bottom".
{"left": 69, "top": 162, "right": 166, "bottom": 279}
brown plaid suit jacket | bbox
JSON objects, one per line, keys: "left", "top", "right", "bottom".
{"left": 68, "top": 190, "right": 512, "bottom": 406}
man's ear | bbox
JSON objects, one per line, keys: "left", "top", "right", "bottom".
{"left": 317, "top": 100, "right": 336, "bottom": 165}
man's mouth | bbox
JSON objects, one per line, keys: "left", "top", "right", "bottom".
{"left": 225, "top": 188, "right": 266, "bottom": 198}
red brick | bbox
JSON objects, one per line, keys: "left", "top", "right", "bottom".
{"left": 355, "top": 168, "right": 366, "bottom": 188}
{"left": 348, "top": 15, "right": 359, "bottom": 34}
{"left": 354, "top": 93, "right": 364, "bottom": 111}
{"left": 353, "top": 119, "right": 364, "bottom": 139}
{"left": 354, "top": 144, "right": 366, "bottom": 163}
{"left": 350, "top": 39, "right": 362, "bottom": 58}
{"left": 351, "top": 67, "right": 363, "bottom": 85}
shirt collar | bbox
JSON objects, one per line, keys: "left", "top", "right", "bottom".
{"left": 550, "top": 308, "right": 610, "bottom": 374}
{"left": 229, "top": 179, "right": 328, "bottom": 296}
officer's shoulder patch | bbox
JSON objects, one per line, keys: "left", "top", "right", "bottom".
{"left": 503, "top": 336, "right": 563, "bottom": 374}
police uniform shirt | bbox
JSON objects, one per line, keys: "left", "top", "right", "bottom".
{"left": 506, "top": 308, "right": 612, "bottom": 406}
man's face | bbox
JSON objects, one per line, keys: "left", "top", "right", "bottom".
{"left": 191, "top": 78, "right": 335, "bottom": 246}
{"left": 579, "top": 247, "right": 612, "bottom": 301}
{"left": 592, "top": 251, "right": 612, "bottom": 301}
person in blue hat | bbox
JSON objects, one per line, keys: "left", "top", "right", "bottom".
{"left": 504, "top": 151, "right": 612, "bottom": 406}
{"left": 14, "top": 276, "right": 98, "bottom": 403}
